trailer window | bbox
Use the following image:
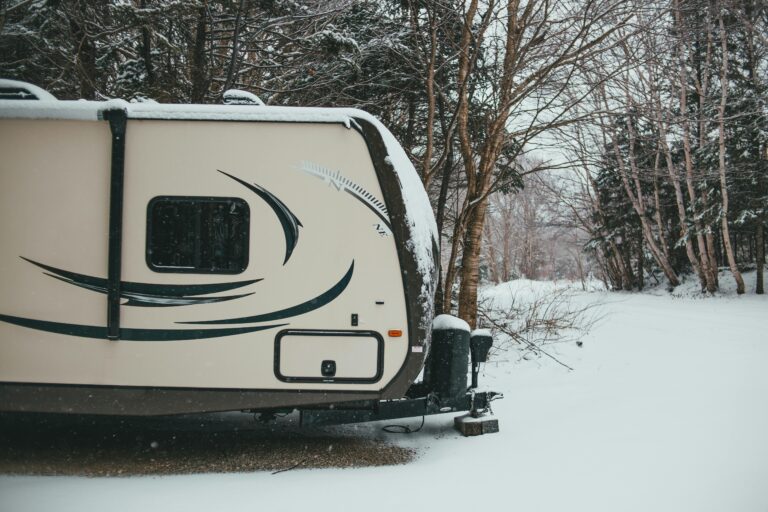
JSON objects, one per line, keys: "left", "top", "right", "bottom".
{"left": 147, "top": 196, "right": 249, "bottom": 274}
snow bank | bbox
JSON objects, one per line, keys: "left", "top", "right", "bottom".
{"left": 4, "top": 285, "right": 767, "bottom": 512}
{"left": 644, "top": 267, "right": 766, "bottom": 297}
{"left": 432, "top": 314, "right": 470, "bottom": 332}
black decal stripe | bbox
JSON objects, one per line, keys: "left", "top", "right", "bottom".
{"left": 217, "top": 170, "right": 301, "bottom": 265}
{"left": 0, "top": 314, "right": 285, "bottom": 341}
{"left": 43, "top": 273, "right": 107, "bottom": 295}
{"left": 122, "top": 292, "right": 255, "bottom": 307}
{"left": 39, "top": 273, "right": 217, "bottom": 307}
{"left": 181, "top": 261, "right": 354, "bottom": 325}
{"left": 44, "top": 274, "right": 254, "bottom": 307}
{"left": 23, "top": 257, "right": 260, "bottom": 299}
{"left": 343, "top": 189, "right": 393, "bottom": 230}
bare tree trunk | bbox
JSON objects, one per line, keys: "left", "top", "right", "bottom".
{"left": 716, "top": 10, "right": 745, "bottom": 294}
{"left": 637, "top": 238, "right": 644, "bottom": 290}
{"left": 651, "top": 83, "right": 706, "bottom": 288}
{"left": 405, "top": 95, "right": 416, "bottom": 150}
{"left": 682, "top": 125, "right": 717, "bottom": 291}
{"left": 680, "top": 98, "right": 717, "bottom": 293}
{"left": 614, "top": 241, "right": 634, "bottom": 290}
{"left": 757, "top": 220, "right": 765, "bottom": 294}
{"left": 652, "top": 148, "right": 670, "bottom": 259}
{"left": 572, "top": 248, "right": 586, "bottom": 290}
{"left": 675, "top": 0, "right": 718, "bottom": 292}
{"left": 190, "top": 4, "right": 209, "bottom": 103}
{"left": 442, "top": 194, "right": 467, "bottom": 315}
{"left": 140, "top": 0, "right": 155, "bottom": 89}
{"left": 483, "top": 218, "right": 501, "bottom": 283}
{"left": 457, "top": 201, "right": 488, "bottom": 328}
{"left": 604, "top": 85, "right": 679, "bottom": 286}
{"left": 452, "top": 0, "right": 479, "bottom": 323}
{"left": 705, "top": 214, "right": 720, "bottom": 286}
{"left": 521, "top": 193, "right": 536, "bottom": 278}
{"left": 69, "top": 5, "right": 97, "bottom": 99}
{"left": 417, "top": 5, "right": 439, "bottom": 188}
{"left": 501, "top": 200, "right": 512, "bottom": 281}
{"left": 697, "top": 5, "right": 721, "bottom": 289}
{"left": 223, "top": 0, "right": 247, "bottom": 92}
{"left": 442, "top": 232, "right": 462, "bottom": 315}
{"left": 741, "top": 0, "right": 765, "bottom": 294}
{"left": 583, "top": 157, "right": 632, "bottom": 290}
{"left": 620, "top": 241, "right": 635, "bottom": 290}
{"left": 605, "top": 252, "right": 622, "bottom": 289}
{"left": 433, "top": 146, "right": 455, "bottom": 314}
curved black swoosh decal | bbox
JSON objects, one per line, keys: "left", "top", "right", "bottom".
{"left": 180, "top": 261, "right": 354, "bottom": 325}
{"left": 22, "top": 257, "right": 258, "bottom": 307}
{"left": 218, "top": 170, "right": 302, "bottom": 265}
{"left": 0, "top": 314, "right": 286, "bottom": 341}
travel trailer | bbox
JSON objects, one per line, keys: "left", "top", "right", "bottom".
{"left": 0, "top": 80, "right": 498, "bottom": 428}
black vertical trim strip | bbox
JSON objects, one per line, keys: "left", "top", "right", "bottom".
{"left": 104, "top": 109, "right": 128, "bottom": 340}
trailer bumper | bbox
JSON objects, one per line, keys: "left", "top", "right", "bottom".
{"left": 299, "top": 390, "right": 501, "bottom": 427}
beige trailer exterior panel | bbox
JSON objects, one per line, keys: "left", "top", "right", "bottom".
{"left": 0, "top": 117, "right": 411, "bottom": 392}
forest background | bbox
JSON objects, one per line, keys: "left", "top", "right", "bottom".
{"left": 1, "top": 0, "right": 766, "bottom": 327}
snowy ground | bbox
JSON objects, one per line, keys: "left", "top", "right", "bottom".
{"left": 2, "top": 274, "right": 767, "bottom": 512}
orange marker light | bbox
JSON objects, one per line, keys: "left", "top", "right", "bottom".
{"left": 388, "top": 329, "right": 403, "bottom": 338}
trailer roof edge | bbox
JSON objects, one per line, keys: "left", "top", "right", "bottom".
{"left": 0, "top": 100, "right": 363, "bottom": 126}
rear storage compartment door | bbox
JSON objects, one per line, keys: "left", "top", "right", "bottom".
{"left": 275, "top": 330, "right": 383, "bottom": 383}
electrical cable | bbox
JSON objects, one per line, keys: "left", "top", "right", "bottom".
{"left": 382, "top": 415, "right": 426, "bottom": 434}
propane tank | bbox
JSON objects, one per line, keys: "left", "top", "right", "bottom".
{"left": 427, "top": 315, "right": 471, "bottom": 403}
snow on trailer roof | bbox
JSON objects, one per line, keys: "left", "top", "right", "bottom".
{"left": 0, "top": 81, "right": 348, "bottom": 124}
{"left": 0, "top": 97, "right": 358, "bottom": 125}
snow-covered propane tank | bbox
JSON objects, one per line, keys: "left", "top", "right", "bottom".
{"left": 427, "top": 315, "right": 472, "bottom": 405}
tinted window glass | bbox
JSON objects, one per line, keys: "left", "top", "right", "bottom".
{"left": 147, "top": 197, "right": 249, "bottom": 273}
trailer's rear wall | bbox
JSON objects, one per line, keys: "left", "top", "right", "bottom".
{"left": 117, "top": 120, "right": 409, "bottom": 390}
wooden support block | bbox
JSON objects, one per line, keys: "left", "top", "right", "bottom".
{"left": 454, "top": 413, "right": 500, "bottom": 436}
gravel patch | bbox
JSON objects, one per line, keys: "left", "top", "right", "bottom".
{"left": 0, "top": 412, "right": 416, "bottom": 477}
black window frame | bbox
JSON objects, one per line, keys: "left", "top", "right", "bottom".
{"left": 146, "top": 195, "right": 250, "bottom": 275}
